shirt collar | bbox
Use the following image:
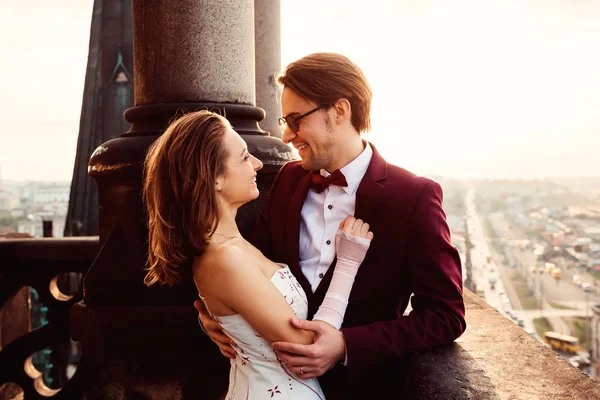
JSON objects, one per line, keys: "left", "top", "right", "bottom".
{"left": 319, "top": 141, "right": 373, "bottom": 195}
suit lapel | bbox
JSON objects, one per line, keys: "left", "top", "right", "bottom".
{"left": 354, "top": 158, "right": 385, "bottom": 227}
{"left": 286, "top": 171, "right": 314, "bottom": 300}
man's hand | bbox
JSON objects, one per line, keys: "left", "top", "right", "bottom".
{"left": 194, "top": 299, "right": 236, "bottom": 359}
{"left": 271, "top": 317, "right": 346, "bottom": 379}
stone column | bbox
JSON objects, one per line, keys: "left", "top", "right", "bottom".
{"left": 135, "top": 0, "right": 255, "bottom": 106}
{"left": 255, "top": 0, "right": 282, "bottom": 138}
{"left": 70, "top": 1, "right": 294, "bottom": 399}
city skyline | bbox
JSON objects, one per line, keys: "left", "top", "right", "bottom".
{"left": 2, "top": 0, "right": 600, "bottom": 181}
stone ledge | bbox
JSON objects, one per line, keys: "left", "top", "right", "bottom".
{"left": 458, "top": 290, "right": 600, "bottom": 399}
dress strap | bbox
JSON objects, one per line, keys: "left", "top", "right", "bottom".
{"left": 197, "top": 292, "right": 214, "bottom": 318}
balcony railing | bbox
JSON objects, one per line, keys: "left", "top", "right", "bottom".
{"left": 0, "top": 237, "right": 99, "bottom": 399}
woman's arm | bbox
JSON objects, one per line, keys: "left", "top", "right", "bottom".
{"left": 312, "top": 217, "right": 373, "bottom": 329}
{"left": 197, "top": 217, "right": 373, "bottom": 347}
{"left": 201, "top": 244, "right": 315, "bottom": 345}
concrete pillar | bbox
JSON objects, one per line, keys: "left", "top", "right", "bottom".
{"left": 70, "top": 1, "right": 294, "bottom": 399}
{"left": 135, "top": 0, "right": 256, "bottom": 106}
{"left": 254, "top": 0, "right": 282, "bottom": 137}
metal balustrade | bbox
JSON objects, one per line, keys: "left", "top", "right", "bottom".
{"left": 0, "top": 237, "right": 99, "bottom": 399}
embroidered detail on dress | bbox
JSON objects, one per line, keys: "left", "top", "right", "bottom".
{"left": 285, "top": 275, "right": 308, "bottom": 307}
{"left": 267, "top": 386, "right": 281, "bottom": 397}
{"left": 240, "top": 354, "right": 250, "bottom": 366}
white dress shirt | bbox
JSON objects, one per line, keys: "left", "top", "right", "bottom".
{"left": 299, "top": 142, "right": 373, "bottom": 292}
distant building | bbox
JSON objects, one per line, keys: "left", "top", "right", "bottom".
{"left": 574, "top": 238, "right": 593, "bottom": 253}
{"left": 19, "top": 183, "right": 36, "bottom": 204}
{"left": 514, "top": 214, "right": 531, "bottom": 229}
{"left": 0, "top": 190, "right": 20, "bottom": 212}
{"left": 10, "top": 209, "right": 24, "bottom": 218}
{"left": 545, "top": 221, "right": 561, "bottom": 234}
{"left": 17, "top": 216, "right": 65, "bottom": 238}
{"left": 18, "top": 182, "right": 70, "bottom": 205}
{"left": 17, "top": 219, "right": 43, "bottom": 238}
{"left": 528, "top": 212, "right": 546, "bottom": 231}
{"left": 589, "top": 250, "right": 600, "bottom": 260}
{"left": 589, "top": 259, "right": 600, "bottom": 273}
{"left": 585, "top": 227, "right": 600, "bottom": 241}
{"left": 552, "top": 231, "right": 566, "bottom": 246}
{"left": 33, "top": 183, "right": 70, "bottom": 204}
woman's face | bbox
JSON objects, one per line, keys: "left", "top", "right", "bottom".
{"left": 217, "top": 128, "right": 263, "bottom": 206}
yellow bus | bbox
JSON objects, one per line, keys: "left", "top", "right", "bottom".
{"left": 543, "top": 331, "right": 580, "bottom": 354}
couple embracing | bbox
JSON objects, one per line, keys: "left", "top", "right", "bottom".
{"left": 143, "top": 52, "right": 466, "bottom": 399}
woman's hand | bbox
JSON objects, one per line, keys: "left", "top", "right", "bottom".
{"left": 339, "top": 216, "right": 374, "bottom": 240}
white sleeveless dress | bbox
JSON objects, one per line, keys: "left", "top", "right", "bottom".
{"left": 201, "top": 265, "right": 326, "bottom": 400}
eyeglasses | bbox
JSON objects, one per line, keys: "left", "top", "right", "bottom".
{"left": 278, "top": 104, "right": 330, "bottom": 133}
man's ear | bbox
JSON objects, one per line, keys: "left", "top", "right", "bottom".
{"left": 333, "top": 98, "right": 352, "bottom": 125}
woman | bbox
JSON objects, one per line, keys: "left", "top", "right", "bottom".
{"left": 143, "top": 110, "right": 372, "bottom": 399}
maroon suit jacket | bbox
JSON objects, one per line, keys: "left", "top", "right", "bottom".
{"left": 248, "top": 144, "right": 466, "bottom": 398}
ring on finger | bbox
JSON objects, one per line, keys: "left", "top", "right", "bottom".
{"left": 300, "top": 365, "right": 305, "bottom": 375}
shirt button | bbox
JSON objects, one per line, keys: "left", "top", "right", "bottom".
{"left": 319, "top": 273, "right": 324, "bottom": 279}
{"left": 328, "top": 204, "right": 333, "bottom": 210}
{"left": 326, "top": 240, "right": 331, "bottom": 245}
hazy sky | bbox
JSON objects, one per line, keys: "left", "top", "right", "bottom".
{"left": 2, "top": 0, "right": 600, "bottom": 181}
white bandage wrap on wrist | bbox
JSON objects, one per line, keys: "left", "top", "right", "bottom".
{"left": 313, "top": 229, "right": 371, "bottom": 329}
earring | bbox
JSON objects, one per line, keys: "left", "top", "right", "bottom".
{"left": 217, "top": 186, "right": 222, "bottom": 192}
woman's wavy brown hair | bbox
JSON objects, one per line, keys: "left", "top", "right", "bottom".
{"left": 143, "top": 110, "right": 231, "bottom": 287}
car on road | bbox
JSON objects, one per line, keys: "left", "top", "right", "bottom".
{"left": 545, "top": 262, "right": 557, "bottom": 274}
{"left": 516, "top": 318, "right": 525, "bottom": 328}
{"left": 581, "top": 282, "right": 593, "bottom": 293}
{"left": 568, "top": 355, "right": 591, "bottom": 370}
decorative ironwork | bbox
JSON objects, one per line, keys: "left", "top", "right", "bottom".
{"left": 0, "top": 237, "right": 99, "bottom": 399}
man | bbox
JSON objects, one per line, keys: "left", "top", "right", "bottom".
{"left": 196, "top": 52, "right": 466, "bottom": 399}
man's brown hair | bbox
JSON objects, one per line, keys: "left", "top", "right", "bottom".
{"left": 143, "top": 110, "right": 230, "bottom": 287}
{"left": 277, "top": 52, "right": 372, "bottom": 133}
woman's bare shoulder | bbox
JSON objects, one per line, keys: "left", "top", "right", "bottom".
{"left": 194, "top": 238, "right": 250, "bottom": 277}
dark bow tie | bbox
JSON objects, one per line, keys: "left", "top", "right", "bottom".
{"left": 311, "top": 170, "right": 348, "bottom": 194}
